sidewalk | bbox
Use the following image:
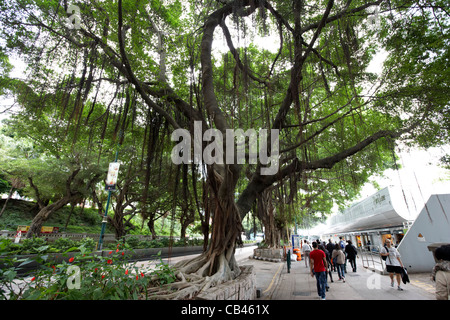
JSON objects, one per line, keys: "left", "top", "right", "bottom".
{"left": 249, "top": 256, "right": 436, "bottom": 300}
{"left": 135, "top": 247, "right": 437, "bottom": 300}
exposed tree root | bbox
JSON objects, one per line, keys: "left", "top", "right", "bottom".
{"left": 142, "top": 251, "right": 241, "bottom": 300}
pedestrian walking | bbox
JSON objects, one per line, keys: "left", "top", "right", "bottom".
{"left": 310, "top": 241, "right": 328, "bottom": 300}
{"left": 302, "top": 240, "right": 312, "bottom": 268}
{"left": 319, "top": 244, "right": 333, "bottom": 286}
{"left": 332, "top": 244, "right": 346, "bottom": 282}
{"left": 338, "top": 237, "right": 347, "bottom": 272}
{"left": 380, "top": 239, "right": 405, "bottom": 291}
{"left": 339, "top": 237, "right": 345, "bottom": 250}
{"left": 345, "top": 240, "right": 358, "bottom": 272}
{"left": 326, "top": 239, "right": 336, "bottom": 271}
{"left": 431, "top": 244, "right": 450, "bottom": 300}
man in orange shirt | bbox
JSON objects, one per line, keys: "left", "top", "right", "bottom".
{"left": 310, "top": 241, "right": 328, "bottom": 300}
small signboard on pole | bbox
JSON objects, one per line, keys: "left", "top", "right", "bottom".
{"left": 105, "top": 162, "right": 120, "bottom": 191}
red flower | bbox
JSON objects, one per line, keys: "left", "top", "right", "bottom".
{"left": 31, "top": 277, "right": 36, "bottom": 281}
{"left": 121, "top": 252, "right": 125, "bottom": 256}
{"left": 125, "top": 269, "right": 129, "bottom": 275}
{"left": 94, "top": 268, "right": 98, "bottom": 272}
{"left": 69, "top": 257, "right": 74, "bottom": 263}
{"left": 136, "top": 275, "right": 139, "bottom": 280}
{"left": 101, "top": 275, "right": 105, "bottom": 279}
{"left": 140, "top": 272, "right": 144, "bottom": 278}
{"left": 116, "top": 248, "right": 119, "bottom": 253}
{"left": 107, "top": 259, "right": 112, "bottom": 264}
{"left": 109, "top": 251, "right": 113, "bottom": 255}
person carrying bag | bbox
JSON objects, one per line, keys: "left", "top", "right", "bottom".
{"left": 380, "top": 239, "right": 406, "bottom": 291}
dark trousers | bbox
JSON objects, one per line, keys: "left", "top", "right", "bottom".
{"left": 348, "top": 257, "right": 357, "bottom": 271}
{"left": 314, "top": 271, "right": 327, "bottom": 299}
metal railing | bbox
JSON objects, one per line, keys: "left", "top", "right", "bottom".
{"left": 0, "top": 231, "right": 193, "bottom": 244}
{"left": 358, "top": 245, "right": 386, "bottom": 273}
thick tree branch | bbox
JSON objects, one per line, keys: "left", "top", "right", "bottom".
{"left": 300, "top": 0, "right": 383, "bottom": 34}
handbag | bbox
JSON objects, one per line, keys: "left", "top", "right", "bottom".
{"left": 401, "top": 267, "right": 410, "bottom": 284}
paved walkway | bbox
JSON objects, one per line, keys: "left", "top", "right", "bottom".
{"left": 249, "top": 256, "right": 436, "bottom": 300}
{"left": 137, "top": 246, "right": 437, "bottom": 300}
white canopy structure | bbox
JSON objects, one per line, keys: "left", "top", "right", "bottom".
{"left": 324, "top": 187, "right": 418, "bottom": 234}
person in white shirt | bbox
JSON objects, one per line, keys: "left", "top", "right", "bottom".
{"left": 381, "top": 239, "right": 405, "bottom": 291}
{"left": 302, "top": 240, "right": 312, "bottom": 267}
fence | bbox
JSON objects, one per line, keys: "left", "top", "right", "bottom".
{"left": 0, "top": 230, "right": 187, "bottom": 244}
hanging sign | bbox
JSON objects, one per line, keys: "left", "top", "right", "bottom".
{"left": 105, "top": 162, "right": 120, "bottom": 191}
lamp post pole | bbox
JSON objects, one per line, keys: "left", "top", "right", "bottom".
{"left": 98, "top": 191, "right": 112, "bottom": 250}
{"left": 97, "top": 142, "right": 121, "bottom": 251}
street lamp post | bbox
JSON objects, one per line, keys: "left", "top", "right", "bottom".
{"left": 97, "top": 148, "right": 121, "bottom": 251}
{"left": 97, "top": 86, "right": 132, "bottom": 250}
{"left": 98, "top": 191, "right": 112, "bottom": 250}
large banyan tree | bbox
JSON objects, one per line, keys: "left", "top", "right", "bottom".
{"left": 0, "top": 0, "right": 448, "bottom": 298}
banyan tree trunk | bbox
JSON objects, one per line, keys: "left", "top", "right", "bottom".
{"left": 27, "top": 195, "right": 75, "bottom": 238}
{"left": 204, "top": 192, "right": 242, "bottom": 279}
{"left": 257, "top": 190, "right": 279, "bottom": 248}
{"left": 146, "top": 170, "right": 244, "bottom": 300}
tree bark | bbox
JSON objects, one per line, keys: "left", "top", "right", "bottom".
{"left": 0, "top": 186, "right": 15, "bottom": 218}
{"left": 27, "top": 194, "right": 79, "bottom": 238}
{"left": 257, "top": 190, "right": 279, "bottom": 248}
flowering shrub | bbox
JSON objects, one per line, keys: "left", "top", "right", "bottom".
{"left": 0, "top": 243, "right": 177, "bottom": 300}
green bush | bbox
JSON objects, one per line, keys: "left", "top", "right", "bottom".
{"left": 53, "top": 238, "right": 76, "bottom": 251}
{"left": 125, "top": 236, "right": 140, "bottom": 248}
{"left": 20, "top": 237, "right": 48, "bottom": 254}
{"left": 78, "top": 238, "right": 96, "bottom": 251}
{"left": 1, "top": 235, "right": 205, "bottom": 255}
